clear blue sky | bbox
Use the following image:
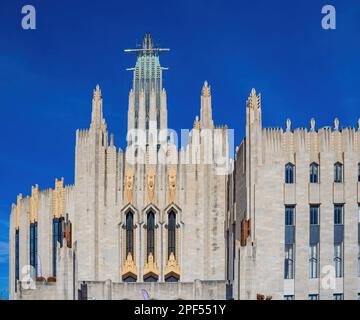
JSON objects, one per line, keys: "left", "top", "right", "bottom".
{"left": 0, "top": 0, "right": 359, "bottom": 298}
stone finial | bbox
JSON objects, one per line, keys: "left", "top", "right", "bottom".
{"left": 310, "top": 118, "right": 315, "bottom": 131}
{"left": 334, "top": 118, "right": 339, "bottom": 131}
{"left": 286, "top": 118, "right": 291, "bottom": 132}
{"left": 194, "top": 115, "right": 200, "bottom": 129}
{"left": 201, "top": 81, "right": 211, "bottom": 97}
{"left": 247, "top": 88, "right": 261, "bottom": 110}
{"left": 93, "top": 84, "right": 102, "bottom": 99}
{"left": 110, "top": 133, "right": 114, "bottom": 147}
{"left": 16, "top": 194, "right": 22, "bottom": 229}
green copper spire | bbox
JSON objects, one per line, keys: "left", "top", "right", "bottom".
{"left": 125, "top": 33, "right": 169, "bottom": 129}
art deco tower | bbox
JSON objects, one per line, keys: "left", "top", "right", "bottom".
{"left": 125, "top": 34, "right": 169, "bottom": 146}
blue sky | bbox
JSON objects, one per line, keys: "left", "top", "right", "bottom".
{"left": 0, "top": 0, "right": 359, "bottom": 298}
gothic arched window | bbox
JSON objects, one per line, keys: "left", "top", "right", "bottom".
{"left": 147, "top": 211, "right": 155, "bottom": 257}
{"left": 168, "top": 211, "right": 176, "bottom": 258}
{"left": 310, "top": 162, "right": 319, "bottom": 183}
{"left": 334, "top": 162, "right": 343, "bottom": 183}
{"left": 126, "top": 212, "right": 134, "bottom": 257}
{"left": 285, "top": 163, "right": 295, "bottom": 184}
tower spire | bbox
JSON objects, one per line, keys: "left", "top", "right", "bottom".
{"left": 200, "top": 80, "right": 214, "bottom": 129}
{"left": 125, "top": 34, "right": 170, "bottom": 142}
{"left": 91, "top": 84, "right": 103, "bottom": 128}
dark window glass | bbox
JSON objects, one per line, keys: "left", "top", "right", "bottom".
{"left": 334, "top": 205, "right": 343, "bottom": 225}
{"left": 285, "top": 163, "right": 295, "bottom": 184}
{"left": 52, "top": 217, "right": 64, "bottom": 277}
{"left": 232, "top": 223, "right": 236, "bottom": 281}
{"left": 285, "top": 206, "right": 295, "bottom": 226}
{"left": 126, "top": 212, "right": 134, "bottom": 257}
{"left": 29, "top": 222, "right": 38, "bottom": 274}
{"left": 333, "top": 293, "right": 343, "bottom": 300}
{"left": 147, "top": 211, "right": 155, "bottom": 257}
{"left": 310, "top": 163, "right": 319, "bottom": 183}
{"left": 310, "top": 206, "right": 320, "bottom": 225}
{"left": 15, "top": 229, "right": 19, "bottom": 291}
{"left": 334, "top": 162, "right": 343, "bottom": 183}
{"left": 168, "top": 211, "right": 176, "bottom": 258}
{"left": 52, "top": 218, "right": 59, "bottom": 276}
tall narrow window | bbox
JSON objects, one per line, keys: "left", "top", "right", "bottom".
{"left": 226, "top": 230, "right": 230, "bottom": 281}
{"left": 52, "top": 217, "right": 64, "bottom": 277}
{"left": 358, "top": 163, "right": 360, "bottom": 182}
{"left": 168, "top": 211, "right": 176, "bottom": 258}
{"left": 29, "top": 222, "right": 38, "bottom": 275}
{"left": 285, "top": 206, "right": 295, "bottom": 226}
{"left": 310, "top": 162, "right": 319, "bottom": 183}
{"left": 310, "top": 206, "right": 319, "bottom": 225}
{"left": 334, "top": 205, "right": 344, "bottom": 225}
{"left": 15, "top": 229, "right": 19, "bottom": 292}
{"left": 52, "top": 218, "right": 59, "bottom": 277}
{"left": 285, "top": 163, "right": 295, "bottom": 184}
{"left": 284, "top": 244, "right": 294, "bottom": 279}
{"left": 146, "top": 211, "right": 155, "bottom": 258}
{"left": 126, "top": 212, "right": 134, "bottom": 257}
{"left": 309, "top": 244, "right": 319, "bottom": 279}
{"left": 334, "top": 243, "right": 343, "bottom": 278}
{"left": 334, "top": 162, "right": 343, "bottom": 183}
{"left": 232, "top": 223, "right": 236, "bottom": 281}
{"left": 285, "top": 206, "right": 295, "bottom": 246}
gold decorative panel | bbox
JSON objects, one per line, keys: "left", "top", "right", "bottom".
{"left": 143, "top": 253, "right": 159, "bottom": 280}
{"left": 167, "top": 167, "right": 176, "bottom": 204}
{"left": 122, "top": 252, "right": 137, "bottom": 280}
{"left": 164, "top": 252, "right": 180, "bottom": 280}
{"left": 125, "top": 168, "right": 134, "bottom": 204}
{"left": 29, "top": 185, "right": 39, "bottom": 223}
{"left": 52, "top": 178, "right": 65, "bottom": 218}
{"left": 147, "top": 167, "right": 156, "bottom": 203}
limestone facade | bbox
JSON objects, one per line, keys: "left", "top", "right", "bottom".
{"left": 226, "top": 88, "right": 360, "bottom": 300}
{"left": 9, "top": 34, "right": 228, "bottom": 300}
